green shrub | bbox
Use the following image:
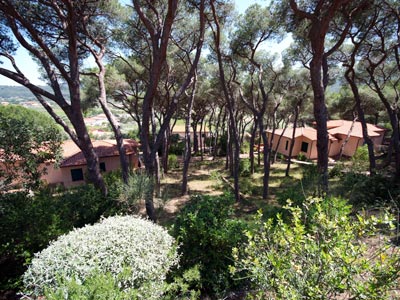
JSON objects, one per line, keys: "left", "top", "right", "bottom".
{"left": 240, "top": 177, "right": 261, "bottom": 196}
{"left": 44, "top": 270, "right": 140, "bottom": 300}
{"left": 23, "top": 215, "right": 178, "bottom": 299}
{"left": 0, "top": 173, "right": 124, "bottom": 292}
{"left": 239, "top": 158, "right": 251, "bottom": 177}
{"left": 341, "top": 173, "right": 400, "bottom": 207}
{"left": 216, "top": 133, "right": 228, "bottom": 156}
{"left": 297, "top": 152, "right": 307, "bottom": 161}
{"left": 276, "top": 164, "right": 319, "bottom": 206}
{"left": 117, "top": 172, "right": 152, "bottom": 213}
{"left": 240, "top": 141, "right": 250, "bottom": 154}
{"left": 0, "top": 191, "right": 66, "bottom": 291}
{"left": 329, "top": 161, "right": 344, "bottom": 178}
{"left": 351, "top": 144, "right": 369, "bottom": 172}
{"left": 169, "top": 134, "right": 185, "bottom": 155}
{"left": 172, "top": 193, "right": 248, "bottom": 297}
{"left": 232, "top": 197, "right": 399, "bottom": 299}
{"left": 168, "top": 154, "right": 179, "bottom": 169}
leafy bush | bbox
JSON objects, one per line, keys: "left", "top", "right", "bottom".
{"left": 23, "top": 215, "right": 178, "bottom": 299}
{"left": 232, "top": 197, "right": 399, "bottom": 300}
{"left": 240, "top": 141, "right": 250, "bottom": 154}
{"left": 297, "top": 152, "right": 308, "bottom": 161}
{"left": 117, "top": 172, "right": 152, "bottom": 214}
{"left": 169, "top": 134, "right": 185, "bottom": 155}
{"left": 239, "top": 158, "right": 251, "bottom": 177}
{"left": 351, "top": 144, "right": 369, "bottom": 173}
{"left": 172, "top": 194, "right": 248, "bottom": 297}
{"left": 0, "top": 181, "right": 122, "bottom": 292}
{"left": 276, "top": 164, "right": 319, "bottom": 206}
{"left": 240, "top": 177, "right": 261, "bottom": 196}
{"left": 44, "top": 271, "right": 140, "bottom": 300}
{"left": 341, "top": 173, "right": 400, "bottom": 206}
{"left": 168, "top": 154, "right": 179, "bottom": 169}
{"left": 0, "top": 191, "right": 66, "bottom": 291}
{"left": 216, "top": 133, "right": 228, "bottom": 156}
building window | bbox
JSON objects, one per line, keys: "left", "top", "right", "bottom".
{"left": 285, "top": 140, "right": 289, "bottom": 151}
{"left": 71, "top": 168, "right": 84, "bottom": 181}
{"left": 301, "top": 141, "right": 309, "bottom": 153}
{"left": 100, "top": 162, "right": 106, "bottom": 172}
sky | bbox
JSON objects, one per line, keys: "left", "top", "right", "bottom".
{"left": 0, "top": 0, "right": 289, "bottom": 86}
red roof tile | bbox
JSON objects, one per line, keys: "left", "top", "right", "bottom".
{"left": 327, "top": 120, "right": 385, "bottom": 138}
{"left": 60, "top": 139, "right": 140, "bottom": 168}
{"left": 267, "top": 127, "right": 337, "bottom": 141}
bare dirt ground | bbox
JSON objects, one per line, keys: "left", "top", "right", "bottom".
{"left": 157, "top": 156, "right": 226, "bottom": 221}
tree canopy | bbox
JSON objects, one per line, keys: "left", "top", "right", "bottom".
{"left": 0, "top": 105, "right": 63, "bottom": 191}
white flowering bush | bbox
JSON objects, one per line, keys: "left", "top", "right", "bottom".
{"left": 23, "top": 215, "right": 178, "bottom": 299}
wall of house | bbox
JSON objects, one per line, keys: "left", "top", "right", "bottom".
{"left": 41, "top": 163, "right": 81, "bottom": 188}
{"left": 41, "top": 154, "right": 139, "bottom": 188}
{"left": 267, "top": 133, "right": 316, "bottom": 159}
{"left": 272, "top": 136, "right": 292, "bottom": 157}
{"left": 371, "top": 134, "right": 385, "bottom": 150}
{"left": 302, "top": 138, "right": 318, "bottom": 160}
{"left": 337, "top": 135, "right": 362, "bottom": 157}
{"left": 328, "top": 139, "right": 341, "bottom": 157}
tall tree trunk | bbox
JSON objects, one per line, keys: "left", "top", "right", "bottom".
{"left": 209, "top": 0, "right": 241, "bottom": 202}
{"left": 249, "top": 120, "right": 257, "bottom": 174}
{"left": 368, "top": 74, "right": 400, "bottom": 176}
{"left": 260, "top": 118, "right": 270, "bottom": 199}
{"left": 182, "top": 76, "right": 197, "bottom": 195}
{"left": 71, "top": 113, "right": 108, "bottom": 195}
{"left": 192, "top": 121, "right": 199, "bottom": 154}
{"left": 310, "top": 54, "right": 329, "bottom": 193}
{"left": 162, "top": 127, "right": 169, "bottom": 174}
{"left": 199, "top": 117, "right": 204, "bottom": 161}
{"left": 273, "top": 120, "right": 289, "bottom": 164}
{"left": 286, "top": 99, "right": 302, "bottom": 177}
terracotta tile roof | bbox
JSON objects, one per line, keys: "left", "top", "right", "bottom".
{"left": 60, "top": 139, "right": 140, "bottom": 168}
{"left": 327, "top": 120, "right": 385, "bottom": 138}
{"left": 268, "top": 120, "right": 385, "bottom": 142}
{"left": 267, "top": 127, "right": 337, "bottom": 141}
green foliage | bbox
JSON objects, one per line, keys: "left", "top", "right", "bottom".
{"left": 340, "top": 173, "right": 400, "bottom": 207}
{"left": 240, "top": 141, "right": 250, "bottom": 154}
{"left": 172, "top": 193, "right": 248, "bottom": 297}
{"left": 162, "top": 266, "right": 201, "bottom": 300}
{"left": 216, "top": 133, "right": 228, "bottom": 156}
{"left": 239, "top": 158, "right": 251, "bottom": 177}
{"left": 124, "top": 129, "right": 140, "bottom": 140}
{"left": 44, "top": 270, "right": 140, "bottom": 300}
{"left": 276, "top": 164, "right": 319, "bottom": 206}
{"left": 169, "top": 134, "right": 185, "bottom": 155}
{"left": 23, "top": 215, "right": 178, "bottom": 299}
{"left": 117, "top": 171, "right": 153, "bottom": 214}
{"left": 351, "top": 144, "right": 370, "bottom": 173}
{"left": 209, "top": 170, "right": 224, "bottom": 189}
{"left": 0, "top": 191, "right": 66, "bottom": 291}
{"left": 168, "top": 154, "right": 179, "bottom": 169}
{"left": 240, "top": 177, "right": 261, "bottom": 196}
{"left": 0, "top": 175, "right": 121, "bottom": 291}
{"left": 296, "top": 152, "right": 308, "bottom": 161}
{"left": 0, "top": 105, "right": 64, "bottom": 191}
{"left": 232, "top": 197, "right": 399, "bottom": 300}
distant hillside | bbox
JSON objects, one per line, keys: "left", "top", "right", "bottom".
{"left": 0, "top": 85, "right": 71, "bottom": 106}
{"left": 0, "top": 85, "right": 51, "bottom": 100}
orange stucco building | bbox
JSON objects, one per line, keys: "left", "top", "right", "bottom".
{"left": 266, "top": 120, "right": 386, "bottom": 160}
{"left": 41, "top": 139, "right": 140, "bottom": 188}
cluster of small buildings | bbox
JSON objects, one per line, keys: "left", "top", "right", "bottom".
{"left": 0, "top": 118, "right": 387, "bottom": 190}
{"left": 267, "top": 120, "right": 386, "bottom": 160}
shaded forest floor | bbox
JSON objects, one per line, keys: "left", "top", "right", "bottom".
{"left": 153, "top": 155, "right": 304, "bottom": 224}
